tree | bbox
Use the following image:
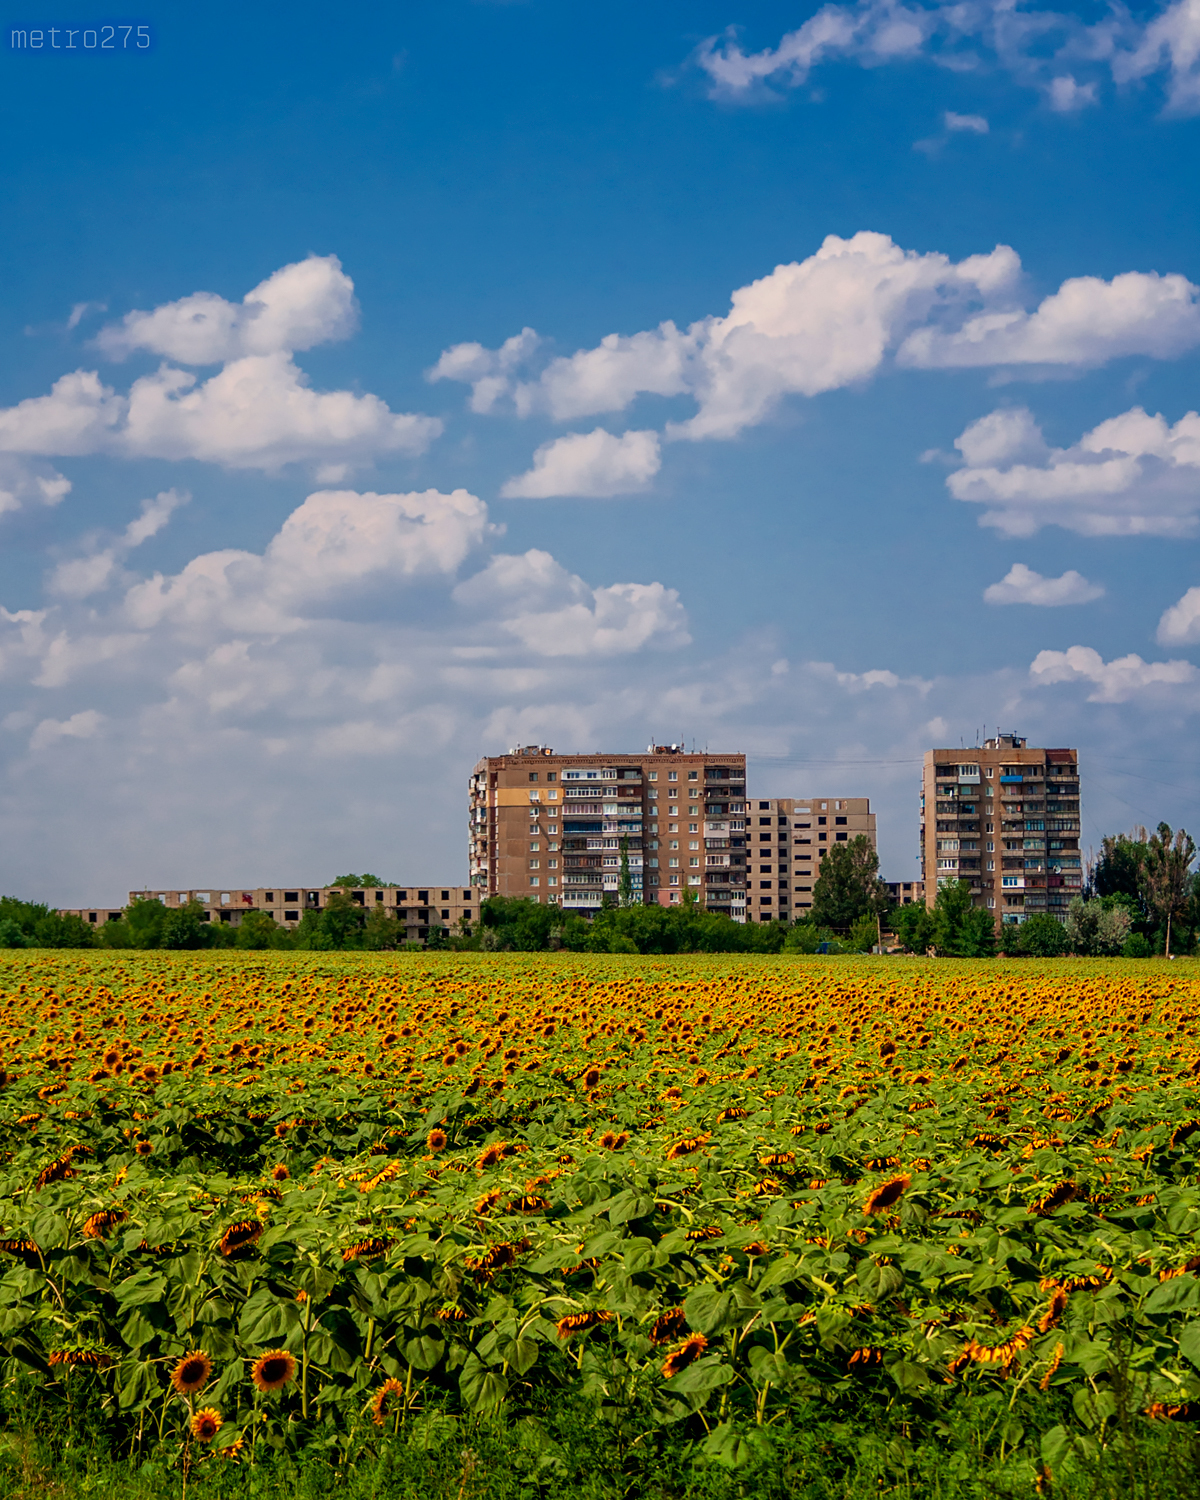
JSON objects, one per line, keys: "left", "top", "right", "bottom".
{"left": 1140, "top": 822, "right": 1196, "bottom": 958}
{"left": 930, "top": 880, "right": 995, "bottom": 957}
{"left": 318, "top": 891, "right": 367, "bottom": 949}
{"left": 847, "top": 913, "right": 879, "bottom": 953}
{"left": 162, "top": 899, "right": 210, "bottom": 950}
{"left": 331, "top": 873, "right": 386, "bottom": 889}
{"left": 125, "top": 898, "right": 170, "bottom": 949}
{"left": 235, "top": 910, "right": 280, "bottom": 950}
{"left": 810, "top": 836, "right": 892, "bottom": 931}
{"left": 891, "top": 901, "right": 934, "bottom": 954}
{"left": 618, "top": 837, "right": 634, "bottom": 908}
{"left": 0, "top": 918, "right": 29, "bottom": 948}
{"left": 1064, "top": 896, "right": 1131, "bottom": 957}
{"left": 363, "top": 906, "right": 405, "bottom": 950}
{"left": 1092, "top": 830, "right": 1150, "bottom": 911}
{"left": 1014, "top": 913, "right": 1069, "bottom": 957}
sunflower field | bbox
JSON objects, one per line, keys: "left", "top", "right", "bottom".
{"left": 1, "top": 950, "right": 1200, "bottom": 1487}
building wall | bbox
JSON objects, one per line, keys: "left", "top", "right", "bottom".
{"left": 920, "top": 736, "right": 1081, "bottom": 928}
{"left": 63, "top": 884, "right": 478, "bottom": 943}
{"left": 469, "top": 745, "right": 749, "bottom": 917}
{"left": 744, "top": 797, "right": 877, "bottom": 921}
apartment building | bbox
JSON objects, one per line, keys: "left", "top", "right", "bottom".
{"left": 62, "top": 884, "right": 476, "bottom": 942}
{"left": 921, "top": 735, "right": 1082, "bottom": 928}
{"left": 468, "top": 744, "right": 749, "bottom": 917}
{"left": 745, "top": 797, "right": 877, "bottom": 921}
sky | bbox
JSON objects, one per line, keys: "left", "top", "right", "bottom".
{"left": 2, "top": 0, "right": 1200, "bottom": 903}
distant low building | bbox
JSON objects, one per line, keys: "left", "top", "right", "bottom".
{"left": 885, "top": 880, "right": 924, "bottom": 906}
{"left": 744, "top": 796, "right": 877, "bottom": 922}
{"left": 61, "top": 883, "right": 478, "bottom": 943}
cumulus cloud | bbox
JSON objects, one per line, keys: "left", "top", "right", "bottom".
{"left": 899, "top": 268, "right": 1200, "bottom": 368}
{"left": 126, "top": 488, "right": 493, "bottom": 633}
{"left": 947, "top": 404, "right": 1200, "bottom": 536}
{"left": 500, "top": 428, "right": 661, "bottom": 498}
{"left": 49, "top": 489, "right": 189, "bottom": 600}
{"left": 95, "top": 255, "right": 357, "bottom": 364}
{"left": 1157, "top": 586, "right": 1200, "bottom": 645}
{"left": 0, "top": 259, "right": 440, "bottom": 472}
{"left": 1029, "top": 644, "right": 1200, "bottom": 702}
{"left": 0, "top": 456, "right": 71, "bottom": 518}
{"left": 984, "top": 562, "right": 1104, "bottom": 605}
{"left": 945, "top": 110, "right": 989, "bottom": 132}
{"left": 693, "top": 0, "right": 1200, "bottom": 117}
{"left": 437, "top": 232, "right": 1023, "bottom": 440}
{"left": 29, "top": 709, "right": 103, "bottom": 751}
{"left": 434, "top": 234, "right": 1200, "bottom": 444}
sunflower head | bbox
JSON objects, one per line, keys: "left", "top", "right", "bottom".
{"left": 190, "top": 1408, "right": 222, "bottom": 1443}
{"left": 271, "top": 1164, "right": 290, "bottom": 1182}
{"left": 661, "top": 1333, "right": 707, "bottom": 1378}
{"left": 583, "top": 1068, "right": 602, "bottom": 1090}
{"left": 171, "top": 1350, "right": 213, "bottom": 1396}
{"left": 250, "top": 1349, "right": 297, "bottom": 1394}
{"left": 370, "top": 1376, "right": 405, "bottom": 1426}
{"left": 864, "top": 1174, "right": 911, "bottom": 1215}
{"left": 427, "top": 1128, "right": 448, "bottom": 1153}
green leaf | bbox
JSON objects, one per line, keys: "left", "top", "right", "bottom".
{"left": 664, "top": 1353, "right": 734, "bottom": 1400}
{"left": 701, "top": 1422, "right": 769, "bottom": 1468}
{"left": 1145, "top": 1274, "right": 1200, "bottom": 1314}
{"left": 1179, "top": 1321, "right": 1200, "bottom": 1371}
{"left": 460, "top": 1352, "right": 509, "bottom": 1414}
{"left": 112, "top": 1271, "right": 166, "bottom": 1307}
{"left": 405, "top": 1333, "right": 445, "bottom": 1371}
{"left": 684, "top": 1284, "right": 738, "bottom": 1336}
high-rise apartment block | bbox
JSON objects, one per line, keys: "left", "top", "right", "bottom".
{"left": 746, "top": 797, "right": 877, "bottom": 921}
{"left": 921, "top": 735, "right": 1081, "bottom": 927}
{"left": 468, "top": 745, "right": 749, "bottom": 916}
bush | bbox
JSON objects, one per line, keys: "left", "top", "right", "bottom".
{"left": 1122, "top": 932, "right": 1153, "bottom": 958}
{"left": 0, "top": 918, "right": 29, "bottom": 948}
{"left": 1014, "top": 913, "right": 1069, "bottom": 957}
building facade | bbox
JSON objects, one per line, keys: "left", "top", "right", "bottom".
{"left": 468, "top": 744, "right": 749, "bottom": 917}
{"left": 744, "top": 797, "right": 877, "bottom": 921}
{"left": 62, "top": 884, "right": 477, "bottom": 942}
{"left": 920, "top": 735, "right": 1082, "bottom": 927}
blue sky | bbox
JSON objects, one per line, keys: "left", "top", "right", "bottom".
{"left": 2, "top": 0, "right": 1199, "bottom": 901}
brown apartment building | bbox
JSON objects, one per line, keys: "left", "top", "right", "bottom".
{"left": 746, "top": 797, "right": 877, "bottom": 921}
{"left": 920, "top": 734, "right": 1082, "bottom": 930}
{"left": 469, "top": 744, "right": 749, "bottom": 917}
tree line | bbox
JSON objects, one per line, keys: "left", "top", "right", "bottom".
{"left": 1, "top": 824, "right": 1195, "bottom": 956}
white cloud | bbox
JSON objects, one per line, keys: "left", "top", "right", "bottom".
{"left": 944, "top": 111, "right": 988, "bottom": 132}
{"left": 30, "top": 709, "right": 103, "bottom": 750}
{"left": 1157, "top": 586, "right": 1200, "bottom": 645}
{"left": 452, "top": 549, "right": 690, "bottom": 656}
{"left": 95, "top": 255, "right": 357, "bottom": 364}
{"left": 0, "top": 258, "right": 440, "bottom": 472}
{"left": 438, "top": 232, "right": 1022, "bottom": 440}
{"left": 693, "top": 0, "right": 1200, "bottom": 117}
{"left": 435, "top": 234, "right": 1200, "bottom": 445}
{"left": 1029, "top": 644, "right": 1200, "bottom": 702}
{"left": 49, "top": 490, "right": 189, "bottom": 600}
{"left": 899, "top": 268, "right": 1200, "bottom": 368}
{"left": 984, "top": 563, "right": 1104, "bottom": 605}
{"left": 500, "top": 428, "right": 661, "bottom": 497}
{"left": 948, "top": 404, "right": 1200, "bottom": 536}
{"left": 126, "top": 488, "right": 492, "bottom": 632}
{"left": 0, "top": 456, "right": 72, "bottom": 518}
{"left": 0, "top": 356, "right": 440, "bottom": 472}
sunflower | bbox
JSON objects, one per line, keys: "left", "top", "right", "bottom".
{"left": 1038, "top": 1342, "right": 1065, "bottom": 1391}
{"left": 171, "top": 1350, "right": 213, "bottom": 1396}
{"left": 134, "top": 1140, "right": 153, "bottom": 1157}
{"left": 190, "top": 1408, "right": 222, "bottom": 1443}
{"left": 665, "top": 1134, "right": 709, "bottom": 1161}
{"left": 555, "top": 1310, "right": 612, "bottom": 1339}
{"left": 81, "top": 1209, "right": 127, "bottom": 1240}
{"left": 250, "top": 1349, "right": 297, "bottom": 1394}
{"left": 219, "top": 1220, "right": 262, "bottom": 1258}
{"left": 1029, "top": 1181, "right": 1077, "bottom": 1215}
{"left": 649, "top": 1308, "right": 687, "bottom": 1345}
{"left": 863, "top": 1174, "right": 910, "bottom": 1215}
{"left": 583, "top": 1068, "right": 602, "bottom": 1089}
{"left": 341, "top": 1237, "right": 392, "bottom": 1263}
{"left": 476, "top": 1143, "right": 506, "bottom": 1169}
{"left": 271, "top": 1164, "right": 290, "bottom": 1182}
{"left": 1038, "top": 1287, "right": 1069, "bottom": 1333}
{"left": 370, "top": 1376, "right": 405, "bottom": 1426}
{"left": 598, "top": 1131, "right": 629, "bottom": 1150}
{"left": 661, "top": 1333, "right": 707, "bottom": 1378}
{"left": 427, "top": 1128, "right": 448, "bottom": 1153}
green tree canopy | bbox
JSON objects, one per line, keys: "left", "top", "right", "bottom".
{"left": 1014, "top": 912, "right": 1069, "bottom": 957}
{"left": 1140, "top": 822, "right": 1196, "bottom": 958}
{"left": 929, "top": 880, "right": 995, "bottom": 957}
{"left": 809, "top": 836, "right": 892, "bottom": 931}
{"left": 330, "top": 873, "right": 387, "bottom": 889}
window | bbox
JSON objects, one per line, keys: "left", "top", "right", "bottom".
{"left": 836, "top": 833, "right": 848, "bottom": 842}
{"left": 669, "top": 839, "right": 678, "bottom": 849}
{"left": 528, "top": 772, "right": 538, "bottom": 781}
{"left": 264, "top": 892, "right": 274, "bottom": 902}
{"left": 284, "top": 910, "right": 298, "bottom": 921}
{"left": 463, "top": 891, "right": 471, "bottom": 901}
{"left": 688, "top": 823, "right": 698, "bottom": 833}
{"left": 441, "top": 909, "right": 450, "bottom": 919}
{"left": 835, "top": 816, "right": 847, "bottom": 825}
{"left": 688, "top": 771, "right": 697, "bottom": 780}
{"left": 759, "top": 816, "right": 772, "bottom": 825}
{"left": 668, "top": 771, "right": 677, "bottom": 781}
{"left": 688, "top": 840, "right": 699, "bottom": 850}
{"left": 529, "top": 877, "right": 539, "bottom": 886}
{"left": 419, "top": 891, "right": 428, "bottom": 901}
{"left": 530, "top": 842, "right": 540, "bottom": 851}
{"left": 759, "top": 801, "right": 770, "bottom": 810}
{"left": 760, "top": 880, "right": 772, "bottom": 889}
{"left": 547, "top": 772, "right": 556, "bottom": 781}
{"left": 284, "top": 891, "right": 298, "bottom": 903}
{"left": 668, "top": 857, "right": 679, "bottom": 868}
{"left": 648, "top": 771, "right": 657, "bottom": 780}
